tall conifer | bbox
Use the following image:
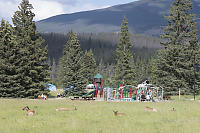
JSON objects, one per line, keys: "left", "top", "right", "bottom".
{"left": 61, "top": 31, "right": 87, "bottom": 96}
{"left": 0, "top": 20, "right": 22, "bottom": 97}
{"left": 82, "top": 49, "right": 96, "bottom": 84}
{"left": 114, "top": 16, "right": 135, "bottom": 85}
{"left": 151, "top": 0, "right": 200, "bottom": 95}
{"left": 11, "top": 0, "right": 49, "bottom": 98}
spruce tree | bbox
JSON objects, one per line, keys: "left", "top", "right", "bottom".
{"left": 114, "top": 16, "right": 135, "bottom": 85}
{"left": 11, "top": 0, "right": 49, "bottom": 98}
{"left": 151, "top": 0, "right": 200, "bottom": 95}
{"left": 57, "top": 58, "right": 65, "bottom": 88}
{"left": 0, "top": 20, "right": 22, "bottom": 97}
{"left": 61, "top": 31, "right": 87, "bottom": 96}
{"left": 82, "top": 49, "right": 96, "bottom": 84}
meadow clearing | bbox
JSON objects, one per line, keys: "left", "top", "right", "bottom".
{"left": 0, "top": 97, "right": 200, "bottom": 133}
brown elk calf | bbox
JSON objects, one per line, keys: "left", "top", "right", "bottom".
{"left": 113, "top": 110, "right": 126, "bottom": 116}
{"left": 22, "top": 106, "right": 35, "bottom": 116}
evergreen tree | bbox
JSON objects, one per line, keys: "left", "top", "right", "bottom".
{"left": 82, "top": 49, "right": 96, "bottom": 84}
{"left": 61, "top": 31, "right": 87, "bottom": 96}
{"left": 114, "top": 16, "right": 135, "bottom": 85}
{"left": 151, "top": 0, "right": 200, "bottom": 96}
{"left": 0, "top": 20, "right": 21, "bottom": 97}
{"left": 11, "top": 0, "right": 49, "bottom": 98}
{"left": 56, "top": 58, "right": 65, "bottom": 88}
{"left": 134, "top": 58, "right": 150, "bottom": 84}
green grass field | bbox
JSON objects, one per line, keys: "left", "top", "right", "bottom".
{"left": 0, "top": 98, "right": 200, "bottom": 133}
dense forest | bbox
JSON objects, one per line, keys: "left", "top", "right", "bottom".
{"left": 43, "top": 32, "right": 161, "bottom": 86}
{"left": 42, "top": 32, "right": 161, "bottom": 64}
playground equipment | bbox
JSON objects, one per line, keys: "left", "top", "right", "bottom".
{"left": 103, "top": 88, "right": 112, "bottom": 101}
{"left": 111, "top": 80, "right": 163, "bottom": 102}
{"left": 82, "top": 89, "right": 96, "bottom": 97}
{"left": 136, "top": 80, "right": 163, "bottom": 101}
{"left": 93, "top": 73, "right": 104, "bottom": 98}
{"left": 112, "top": 84, "right": 135, "bottom": 101}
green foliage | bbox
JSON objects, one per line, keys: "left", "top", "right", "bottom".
{"left": 82, "top": 49, "right": 96, "bottom": 84}
{"left": 1, "top": 0, "right": 50, "bottom": 98}
{"left": 151, "top": 0, "right": 200, "bottom": 95}
{"left": 0, "top": 20, "right": 21, "bottom": 97}
{"left": 114, "top": 16, "right": 136, "bottom": 85}
{"left": 58, "top": 31, "right": 87, "bottom": 96}
{"left": 134, "top": 57, "right": 152, "bottom": 84}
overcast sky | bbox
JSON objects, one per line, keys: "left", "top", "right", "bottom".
{"left": 0, "top": 0, "right": 137, "bottom": 22}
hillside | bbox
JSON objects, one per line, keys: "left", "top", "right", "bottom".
{"left": 42, "top": 32, "right": 160, "bottom": 64}
{"left": 36, "top": 0, "right": 200, "bottom": 36}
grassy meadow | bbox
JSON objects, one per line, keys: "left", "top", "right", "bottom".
{"left": 0, "top": 98, "right": 200, "bottom": 133}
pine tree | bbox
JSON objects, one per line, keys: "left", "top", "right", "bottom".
{"left": 61, "top": 31, "right": 87, "bottom": 96}
{"left": 82, "top": 49, "right": 96, "bottom": 84}
{"left": 11, "top": 0, "right": 49, "bottom": 98}
{"left": 151, "top": 0, "right": 200, "bottom": 96}
{"left": 114, "top": 16, "right": 135, "bottom": 85}
{"left": 0, "top": 20, "right": 22, "bottom": 97}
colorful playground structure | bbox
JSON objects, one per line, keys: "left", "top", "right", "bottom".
{"left": 51, "top": 73, "right": 163, "bottom": 102}
{"left": 83, "top": 74, "right": 164, "bottom": 102}
{"left": 111, "top": 80, "right": 163, "bottom": 102}
{"left": 82, "top": 73, "right": 104, "bottom": 98}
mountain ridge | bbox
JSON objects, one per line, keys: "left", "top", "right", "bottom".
{"left": 36, "top": 0, "right": 200, "bottom": 35}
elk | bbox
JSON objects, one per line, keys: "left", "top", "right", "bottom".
{"left": 144, "top": 106, "right": 157, "bottom": 112}
{"left": 113, "top": 110, "right": 126, "bottom": 116}
{"left": 22, "top": 106, "right": 35, "bottom": 116}
{"left": 56, "top": 106, "right": 77, "bottom": 111}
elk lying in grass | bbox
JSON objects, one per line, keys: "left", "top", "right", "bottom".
{"left": 22, "top": 106, "right": 35, "bottom": 116}
{"left": 56, "top": 106, "right": 77, "bottom": 111}
{"left": 144, "top": 106, "right": 157, "bottom": 112}
{"left": 113, "top": 110, "right": 126, "bottom": 116}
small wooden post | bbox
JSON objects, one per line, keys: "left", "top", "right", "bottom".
{"left": 179, "top": 88, "right": 181, "bottom": 100}
{"left": 162, "top": 87, "right": 164, "bottom": 100}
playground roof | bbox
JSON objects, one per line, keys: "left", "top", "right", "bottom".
{"left": 94, "top": 73, "right": 103, "bottom": 79}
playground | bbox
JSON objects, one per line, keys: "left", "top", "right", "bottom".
{"left": 64, "top": 73, "right": 164, "bottom": 103}
{"left": 0, "top": 98, "right": 200, "bottom": 133}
